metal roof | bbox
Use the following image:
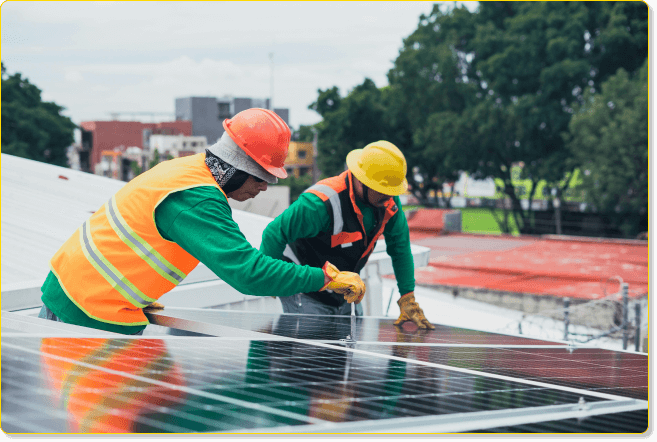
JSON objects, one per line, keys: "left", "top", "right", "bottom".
{"left": 1, "top": 153, "right": 284, "bottom": 288}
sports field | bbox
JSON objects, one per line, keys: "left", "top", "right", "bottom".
{"left": 403, "top": 205, "right": 521, "bottom": 235}
{"left": 460, "top": 208, "right": 520, "bottom": 235}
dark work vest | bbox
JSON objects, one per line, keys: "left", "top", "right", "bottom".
{"left": 284, "top": 171, "right": 399, "bottom": 307}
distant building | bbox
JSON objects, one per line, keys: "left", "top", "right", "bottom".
{"left": 79, "top": 120, "right": 192, "bottom": 173}
{"left": 284, "top": 142, "right": 314, "bottom": 178}
{"left": 175, "top": 96, "right": 289, "bottom": 145}
{"left": 149, "top": 134, "right": 208, "bottom": 158}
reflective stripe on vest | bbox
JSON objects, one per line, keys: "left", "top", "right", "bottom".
{"left": 106, "top": 196, "right": 185, "bottom": 285}
{"left": 307, "top": 183, "right": 344, "bottom": 235}
{"left": 80, "top": 219, "right": 156, "bottom": 308}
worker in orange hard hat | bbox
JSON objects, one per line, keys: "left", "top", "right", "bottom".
{"left": 261, "top": 140, "right": 434, "bottom": 329}
{"left": 38, "top": 108, "right": 365, "bottom": 335}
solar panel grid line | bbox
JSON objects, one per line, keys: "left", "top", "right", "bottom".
{"left": 285, "top": 339, "right": 645, "bottom": 403}
{"left": 2, "top": 342, "right": 329, "bottom": 426}
{"left": 143, "top": 312, "right": 646, "bottom": 404}
{"left": 478, "top": 410, "right": 649, "bottom": 433}
{"left": 1, "top": 389, "right": 135, "bottom": 433}
{"left": 227, "top": 399, "right": 648, "bottom": 434}
{"left": 350, "top": 344, "right": 648, "bottom": 400}
{"left": 129, "top": 389, "right": 299, "bottom": 432}
{"left": 3, "top": 307, "right": 648, "bottom": 434}
{"left": 2, "top": 338, "right": 608, "bottom": 414}
{"left": 148, "top": 309, "right": 569, "bottom": 346}
{"left": 0, "top": 410, "right": 70, "bottom": 434}
{"left": 409, "top": 352, "right": 648, "bottom": 375}
{"left": 319, "top": 341, "right": 572, "bottom": 348}
{"left": 159, "top": 342, "right": 632, "bottom": 422}
{"left": 1, "top": 354, "right": 196, "bottom": 433}
{"left": 499, "top": 347, "right": 649, "bottom": 374}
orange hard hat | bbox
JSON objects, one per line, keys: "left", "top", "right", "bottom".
{"left": 223, "top": 108, "right": 290, "bottom": 179}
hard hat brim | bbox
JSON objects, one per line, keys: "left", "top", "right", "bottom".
{"left": 346, "top": 149, "right": 408, "bottom": 196}
{"left": 263, "top": 164, "right": 288, "bottom": 179}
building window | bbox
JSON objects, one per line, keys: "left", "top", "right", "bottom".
{"left": 218, "top": 102, "right": 231, "bottom": 119}
{"left": 298, "top": 150, "right": 307, "bottom": 160}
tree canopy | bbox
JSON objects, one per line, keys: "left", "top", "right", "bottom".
{"left": 567, "top": 59, "right": 648, "bottom": 237}
{"left": 307, "top": 1, "right": 647, "bottom": 237}
{"left": 2, "top": 64, "right": 77, "bottom": 167}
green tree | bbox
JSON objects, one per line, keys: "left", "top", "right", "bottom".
{"left": 309, "top": 78, "right": 389, "bottom": 177}
{"left": 292, "top": 125, "right": 316, "bottom": 142}
{"left": 386, "top": 4, "right": 478, "bottom": 207}
{"left": 386, "top": 1, "right": 647, "bottom": 233}
{"left": 1, "top": 64, "right": 77, "bottom": 167}
{"left": 149, "top": 148, "right": 161, "bottom": 169}
{"left": 566, "top": 60, "right": 648, "bottom": 237}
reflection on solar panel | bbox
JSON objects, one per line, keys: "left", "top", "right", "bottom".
{"left": 148, "top": 308, "right": 565, "bottom": 345}
{"left": 1, "top": 308, "right": 648, "bottom": 434}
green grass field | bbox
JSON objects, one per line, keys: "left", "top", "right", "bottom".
{"left": 460, "top": 208, "right": 520, "bottom": 235}
{"left": 403, "top": 205, "right": 520, "bottom": 235}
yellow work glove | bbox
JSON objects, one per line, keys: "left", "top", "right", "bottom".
{"left": 321, "top": 261, "right": 366, "bottom": 304}
{"left": 393, "top": 292, "right": 435, "bottom": 329}
{"left": 143, "top": 301, "right": 165, "bottom": 312}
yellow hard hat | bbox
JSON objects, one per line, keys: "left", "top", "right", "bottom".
{"left": 346, "top": 140, "right": 408, "bottom": 196}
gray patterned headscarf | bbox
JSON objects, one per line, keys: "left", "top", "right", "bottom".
{"left": 205, "top": 149, "right": 237, "bottom": 187}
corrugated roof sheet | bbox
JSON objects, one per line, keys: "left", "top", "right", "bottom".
{"left": 1, "top": 153, "right": 273, "bottom": 289}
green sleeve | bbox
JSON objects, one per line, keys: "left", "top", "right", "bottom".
{"left": 383, "top": 196, "right": 415, "bottom": 296}
{"left": 155, "top": 187, "right": 325, "bottom": 297}
{"left": 260, "top": 192, "right": 331, "bottom": 259}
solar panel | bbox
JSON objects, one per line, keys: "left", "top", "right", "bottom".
{"left": 146, "top": 308, "right": 565, "bottom": 345}
{"left": 1, "top": 336, "right": 644, "bottom": 434}
{"left": 1, "top": 309, "right": 649, "bottom": 434}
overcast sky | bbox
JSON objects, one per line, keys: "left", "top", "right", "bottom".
{"left": 1, "top": 1, "right": 479, "bottom": 131}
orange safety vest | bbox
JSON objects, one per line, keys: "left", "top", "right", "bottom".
{"left": 50, "top": 153, "right": 225, "bottom": 326}
{"left": 284, "top": 171, "right": 399, "bottom": 307}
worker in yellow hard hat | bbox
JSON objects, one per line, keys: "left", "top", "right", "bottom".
{"left": 38, "top": 109, "right": 365, "bottom": 335}
{"left": 261, "top": 140, "right": 434, "bottom": 329}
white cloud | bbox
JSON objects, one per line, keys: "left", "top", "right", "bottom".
{"left": 2, "top": 1, "right": 478, "bottom": 128}
{"left": 64, "top": 70, "right": 83, "bottom": 82}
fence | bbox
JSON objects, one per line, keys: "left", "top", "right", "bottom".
{"left": 496, "top": 278, "right": 647, "bottom": 351}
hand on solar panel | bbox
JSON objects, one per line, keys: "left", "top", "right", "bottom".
{"left": 393, "top": 292, "right": 435, "bottom": 329}
{"left": 143, "top": 301, "right": 165, "bottom": 312}
{"left": 320, "top": 261, "right": 366, "bottom": 304}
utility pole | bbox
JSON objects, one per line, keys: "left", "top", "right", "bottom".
{"left": 269, "top": 52, "right": 274, "bottom": 110}
{"left": 311, "top": 127, "right": 320, "bottom": 184}
{"left": 553, "top": 188, "right": 562, "bottom": 235}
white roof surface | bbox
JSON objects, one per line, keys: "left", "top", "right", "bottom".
{"left": 0, "top": 153, "right": 272, "bottom": 289}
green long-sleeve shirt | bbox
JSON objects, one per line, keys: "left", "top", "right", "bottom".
{"left": 41, "top": 186, "right": 325, "bottom": 334}
{"left": 260, "top": 193, "right": 415, "bottom": 296}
